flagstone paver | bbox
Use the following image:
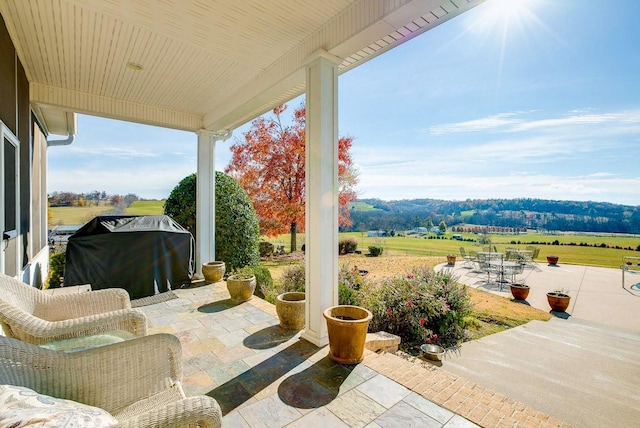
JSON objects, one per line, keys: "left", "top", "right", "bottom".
{"left": 136, "top": 282, "right": 572, "bottom": 428}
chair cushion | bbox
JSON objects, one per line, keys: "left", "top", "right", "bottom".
{"left": 39, "top": 330, "right": 136, "bottom": 352}
{"left": 0, "top": 384, "right": 118, "bottom": 427}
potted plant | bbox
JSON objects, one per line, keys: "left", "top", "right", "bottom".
{"left": 201, "top": 261, "right": 225, "bottom": 283}
{"left": 276, "top": 292, "right": 305, "bottom": 330}
{"left": 226, "top": 273, "right": 256, "bottom": 303}
{"left": 446, "top": 254, "right": 456, "bottom": 265}
{"left": 547, "top": 288, "right": 571, "bottom": 312}
{"left": 323, "top": 305, "right": 372, "bottom": 364}
{"left": 546, "top": 255, "right": 559, "bottom": 265}
{"left": 509, "top": 281, "right": 530, "bottom": 301}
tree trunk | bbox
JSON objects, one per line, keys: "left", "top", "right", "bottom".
{"left": 290, "top": 222, "right": 297, "bottom": 252}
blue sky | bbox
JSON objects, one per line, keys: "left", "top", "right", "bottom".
{"left": 48, "top": 0, "right": 640, "bottom": 205}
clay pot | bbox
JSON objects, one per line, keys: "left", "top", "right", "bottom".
{"left": 323, "top": 305, "right": 372, "bottom": 364}
{"left": 226, "top": 274, "right": 256, "bottom": 303}
{"left": 276, "top": 292, "right": 306, "bottom": 330}
{"left": 547, "top": 292, "right": 570, "bottom": 312}
{"left": 510, "top": 283, "right": 530, "bottom": 301}
{"left": 446, "top": 254, "right": 457, "bottom": 265}
{"left": 547, "top": 255, "right": 559, "bottom": 265}
{"left": 202, "top": 261, "right": 225, "bottom": 283}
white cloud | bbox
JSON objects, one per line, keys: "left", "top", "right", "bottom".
{"left": 63, "top": 146, "right": 160, "bottom": 159}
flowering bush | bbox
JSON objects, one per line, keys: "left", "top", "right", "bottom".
{"left": 357, "top": 266, "right": 471, "bottom": 350}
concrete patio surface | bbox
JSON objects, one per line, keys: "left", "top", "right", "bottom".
{"left": 439, "top": 260, "right": 640, "bottom": 333}
{"left": 435, "top": 260, "right": 640, "bottom": 427}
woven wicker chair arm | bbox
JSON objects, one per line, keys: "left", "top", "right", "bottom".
{"left": 44, "top": 288, "right": 132, "bottom": 318}
{"left": 116, "top": 396, "right": 223, "bottom": 428}
{"left": 0, "top": 308, "right": 147, "bottom": 344}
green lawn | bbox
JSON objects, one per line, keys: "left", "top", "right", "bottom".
{"left": 265, "top": 231, "right": 640, "bottom": 269}
{"left": 125, "top": 200, "right": 165, "bottom": 215}
{"left": 49, "top": 203, "right": 114, "bottom": 227}
{"left": 49, "top": 203, "right": 640, "bottom": 269}
{"left": 49, "top": 200, "right": 165, "bottom": 227}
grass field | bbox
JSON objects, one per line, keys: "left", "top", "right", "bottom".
{"left": 266, "top": 231, "right": 640, "bottom": 269}
{"left": 49, "top": 200, "right": 165, "bottom": 228}
{"left": 48, "top": 203, "right": 114, "bottom": 227}
{"left": 125, "top": 200, "right": 165, "bottom": 215}
{"left": 49, "top": 203, "right": 639, "bottom": 268}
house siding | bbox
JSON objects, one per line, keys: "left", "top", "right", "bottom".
{"left": 1, "top": 12, "right": 43, "bottom": 284}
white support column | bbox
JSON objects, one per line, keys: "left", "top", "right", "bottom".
{"left": 302, "top": 50, "right": 341, "bottom": 347}
{"left": 196, "top": 130, "right": 216, "bottom": 275}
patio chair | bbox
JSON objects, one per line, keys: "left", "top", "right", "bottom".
{"left": 459, "top": 247, "right": 475, "bottom": 267}
{"left": 0, "top": 333, "right": 222, "bottom": 427}
{"left": 0, "top": 273, "right": 147, "bottom": 345}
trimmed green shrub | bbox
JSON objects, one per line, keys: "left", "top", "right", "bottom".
{"left": 45, "top": 252, "right": 65, "bottom": 289}
{"left": 368, "top": 245, "right": 383, "bottom": 257}
{"left": 259, "top": 241, "right": 274, "bottom": 257}
{"left": 338, "top": 238, "right": 358, "bottom": 255}
{"left": 357, "top": 266, "right": 471, "bottom": 351}
{"left": 164, "top": 172, "right": 260, "bottom": 272}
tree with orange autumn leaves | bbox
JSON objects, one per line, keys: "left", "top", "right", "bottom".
{"left": 225, "top": 104, "right": 358, "bottom": 252}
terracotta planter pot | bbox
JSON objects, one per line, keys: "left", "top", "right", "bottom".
{"left": 226, "top": 274, "right": 256, "bottom": 303}
{"left": 202, "top": 261, "right": 225, "bottom": 283}
{"left": 547, "top": 255, "right": 559, "bottom": 265}
{"left": 510, "top": 283, "right": 530, "bottom": 301}
{"left": 323, "top": 305, "right": 372, "bottom": 364}
{"left": 276, "top": 292, "right": 306, "bottom": 330}
{"left": 446, "top": 254, "right": 456, "bottom": 265}
{"left": 547, "top": 292, "right": 570, "bottom": 312}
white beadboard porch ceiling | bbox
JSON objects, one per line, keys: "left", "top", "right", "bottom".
{"left": 0, "top": 0, "right": 483, "bottom": 135}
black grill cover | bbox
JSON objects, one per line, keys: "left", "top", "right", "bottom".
{"left": 64, "top": 215, "right": 194, "bottom": 299}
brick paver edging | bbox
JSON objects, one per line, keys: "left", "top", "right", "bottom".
{"left": 362, "top": 351, "right": 572, "bottom": 428}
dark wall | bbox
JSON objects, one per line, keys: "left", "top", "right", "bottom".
{"left": 0, "top": 14, "right": 16, "bottom": 134}
{"left": 1, "top": 12, "right": 33, "bottom": 269}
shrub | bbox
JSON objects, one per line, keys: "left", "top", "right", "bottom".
{"left": 280, "top": 264, "right": 306, "bottom": 293}
{"left": 45, "top": 252, "right": 65, "bottom": 289}
{"left": 338, "top": 238, "right": 358, "bottom": 255}
{"left": 368, "top": 245, "right": 383, "bottom": 257}
{"left": 164, "top": 172, "right": 260, "bottom": 272}
{"left": 259, "top": 241, "right": 274, "bottom": 257}
{"left": 338, "top": 283, "right": 357, "bottom": 305}
{"left": 358, "top": 266, "right": 471, "bottom": 351}
{"left": 264, "top": 263, "right": 361, "bottom": 305}
{"left": 338, "top": 264, "right": 364, "bottom": 291}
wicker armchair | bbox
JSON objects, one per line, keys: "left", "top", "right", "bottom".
{"left": 0, "top": 273, "right": 147, "bottom": 344}
{"left": 0, "top": 333, "right": 222, "bottom": 427}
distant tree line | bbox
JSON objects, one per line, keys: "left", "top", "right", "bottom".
{"left": 346, "top": 198, "right": 640, "bottom": 235}
{"left": 48, "top": 191, "right": 140, "bottom": 208}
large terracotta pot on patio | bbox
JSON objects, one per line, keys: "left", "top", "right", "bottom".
{"left": 202, "top": 261, "right": 225, "bottom": 283}
{"left": 226, "top": 274, "right": 256, "bottom": 303}
{"left": 446, "top": 254, "right": 457, "bottom": 265}
{"left": 546, "top": 255, "right": 559, "bottom": 265}
{"left": 509, "top": 283, "right": 530, "bottom": 301}
{"left": 546, "top": 292, "right": 570, "bottom": 312}
{"left": 323, "top": 305, "right": 372, "bottom": 364}
{"left": 276, "top": 292, "right": 306, "bottom": 330}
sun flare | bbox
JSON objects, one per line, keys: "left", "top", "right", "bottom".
{"left": 470, "top": 0, "right": 541, "bottom": 36}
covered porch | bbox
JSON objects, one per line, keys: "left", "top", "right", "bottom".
{"left": 0, "top": 0, "right": 485, "bottom": 347}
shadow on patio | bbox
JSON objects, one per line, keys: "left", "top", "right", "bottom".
{"left": 138, "top": 281, "right": 566, "bottom": 427}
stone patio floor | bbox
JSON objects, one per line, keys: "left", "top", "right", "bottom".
{"left": 138, "top": 281, "right": 571, "bottom": 427}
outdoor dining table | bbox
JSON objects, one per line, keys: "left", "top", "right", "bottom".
{"left": 487, "top": 260, "right": 520, "bottom": 290}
